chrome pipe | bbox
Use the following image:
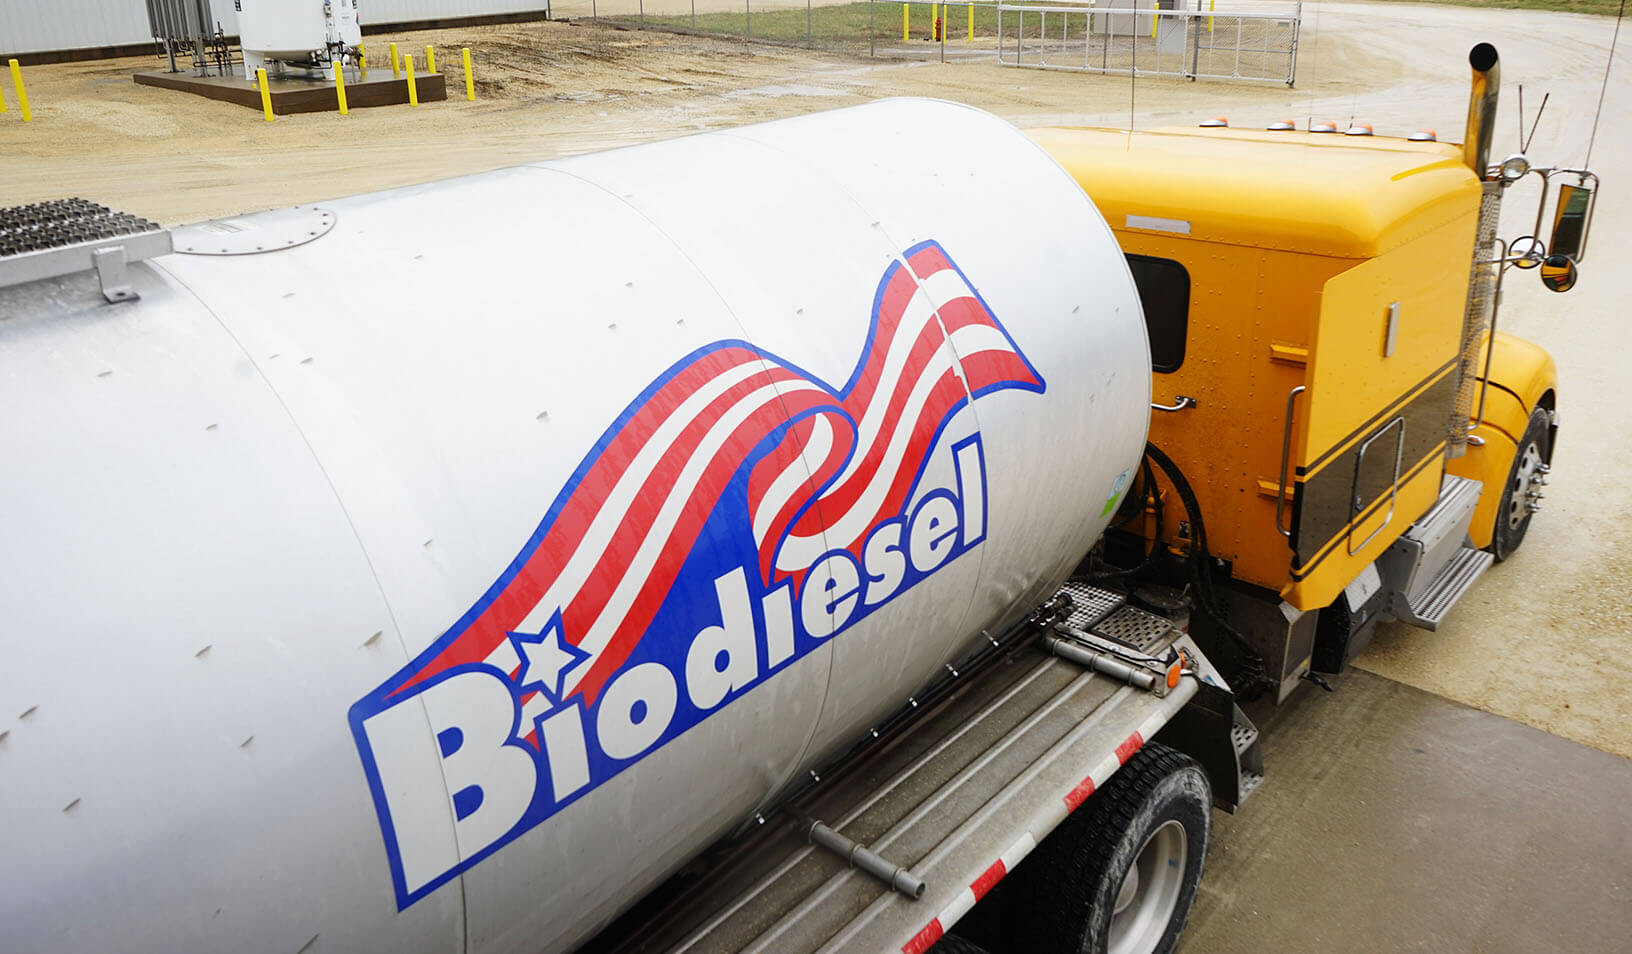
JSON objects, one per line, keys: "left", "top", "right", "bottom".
{"left": 808, "top": 821, "right": 927, "bottom": 899}
{"left": 1044, "top": 634, "right": 1160, "bottom": 692}
{"left": 1464, "top": 43, "right": 1501, "bottom": 179}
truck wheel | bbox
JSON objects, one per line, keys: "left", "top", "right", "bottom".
{"left": 1014, "top": 743, "right": 1209, "bottom": 954}
{"left": 1493, "top": 406, "right": 1551, "bottom": 561}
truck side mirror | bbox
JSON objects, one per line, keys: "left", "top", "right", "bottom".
{"left": 1540, "top": 254, "right": 1578, "bottom": 293}
{"left": 1510, "top": 236, "right": 1545, "bottom": 269}
{"left": 1549, "top": 182, "right": 1593, "bottom": 262}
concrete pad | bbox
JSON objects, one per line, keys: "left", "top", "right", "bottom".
{"left": 133, "top": 69, "right": 447, "bottom": 114}
{"left": 1180, "top": 669, "right": 1632, "bottom": 954}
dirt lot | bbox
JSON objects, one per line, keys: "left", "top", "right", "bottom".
{"left": 2, "top": 2, "right": 1628, "bottom": 759}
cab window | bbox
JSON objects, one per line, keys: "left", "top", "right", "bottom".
{"left": 1125, "top": 255, "right": 1189, "bottom": 374}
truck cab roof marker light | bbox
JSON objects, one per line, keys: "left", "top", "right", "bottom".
{"left": 1310, "top": 121, "right": 1339, "bottom": 134}
{"left": 1199, "top": 116, "right": 1228, "bottom": 127}
{"left": 1267, "top": 120, "right": 1295, "bottom": 131}
{"left": 1345, "top": 124, "right": 1375, "bottom": 136}
{"left": 1409, "top": 129, "right": 1439, "bottom": 141}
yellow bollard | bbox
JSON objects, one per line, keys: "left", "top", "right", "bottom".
{"left": 425, "top": 45, "right": 437, "bottom": 74}
{"left": 333, "top": 61, "right": 349, "bottom": 115}
{"left": 389, "top": 42, "right": 401, "bottom": 78}
{"left": 1208, "top": 0, "right": 1215, "bottom": 33}
{"left": 405, "top": 53, "right": 418, "bottom": 107}
{"left": 931, "top": 3, "right": 938, "bottom": 38}
{"left": 359, "top": 44, "right": 368, "bottom": 81}
{"left": 968, "top": 2, "right": 974, "bottom": 42}
{"left": 902, "top": 3, "right": 909, "bottom": 42}
{"left": 256, "top": 67, "right": 274, "bottom": 122}
{"left": 462, "top": 47, "right": 476, "bottom": 101}
{"left": 9, "top": 59, "right": 32, "bottom": 122}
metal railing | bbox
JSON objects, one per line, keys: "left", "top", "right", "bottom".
{"left": 996, "top": 1, "right": 1300, "bottom": 85}
{"left": 582, "top": 0, "right": 1007, "bottom": 57}
{"left": 575, "top": 0, "right": 1296, "bottom": 78}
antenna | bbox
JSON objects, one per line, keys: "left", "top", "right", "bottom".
{"left": 1129, "top": 57, "right": 1136, "bottom": 142}
{"left": 1585, "top": 0, "right": 1626, "bottom": 167}
{"left": 1303, "top": 0, "right": 1325, "bottom": 132}
{"left": 1524, "top": 93, "right": 1548, "bottom": 153}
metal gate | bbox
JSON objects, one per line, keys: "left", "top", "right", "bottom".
{"left": 997, "top": 1, "right": 1300, "bottom": 85}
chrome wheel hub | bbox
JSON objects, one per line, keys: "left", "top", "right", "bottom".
{"left": 1509, "top": 441, "right": 1546, "bottom": 530}
{"left": 1108, "top": 820, "right": 1188, "bottom": 954}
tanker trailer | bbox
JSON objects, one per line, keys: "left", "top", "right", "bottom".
{"left": 0, "top": 99, "right": 1256, "bottom": 954}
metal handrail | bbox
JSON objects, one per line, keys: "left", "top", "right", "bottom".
{"left": 996, "top": 2, "right": 1293, "bottom": 17}
{"left": 1346, "top": 416, "right": 1406, "bottom": 556}
{"left": 1274, "top": 384, "right": 1305, "bottom": 539}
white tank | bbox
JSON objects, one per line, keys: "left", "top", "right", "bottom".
{"left": 0, "top": 100, "right": 1150, "bottom": 954}
{"left": 239, "top": 0, "right": 362, "bottom": 78}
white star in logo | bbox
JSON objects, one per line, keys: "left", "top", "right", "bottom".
{"left": 509, "top": 613, "right": 589, "bottom": 705}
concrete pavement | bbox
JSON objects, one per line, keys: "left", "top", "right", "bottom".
{"left": 1180, "top": 669, "right": 1632, "bottom": 953}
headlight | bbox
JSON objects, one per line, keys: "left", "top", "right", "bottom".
{"left": 1499, "top": 154, "right": 1531, "bottom": 181}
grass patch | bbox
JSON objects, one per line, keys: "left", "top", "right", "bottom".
{"left": 1361, "top": 0, "right": 1623, "bottom": 15}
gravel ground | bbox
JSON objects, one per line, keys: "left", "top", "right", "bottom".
{"left": 1, "top": 2, "right": 1626, "bottom": 757}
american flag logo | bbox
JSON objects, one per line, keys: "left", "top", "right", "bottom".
{"left": 352, "top": 241, "right": 1044, "bottom": 905}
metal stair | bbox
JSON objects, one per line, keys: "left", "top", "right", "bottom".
{"left": 1394, "top": 545, "right": 1494, "bottom": 630}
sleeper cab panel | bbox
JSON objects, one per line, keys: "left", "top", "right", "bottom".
{"left": 1286, "top": 206, "right": 1478, "bottom": 611}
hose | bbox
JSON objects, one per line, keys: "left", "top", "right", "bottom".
{"left": 1082, "top": 456, "right": 1163, "bottom": 580}
{"left": 1140, "top": 442, "right": 1275, "bottom": 698}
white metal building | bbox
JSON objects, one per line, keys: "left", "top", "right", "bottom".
{"left": 0, "top": 0, "right": 552, "bottom": 58}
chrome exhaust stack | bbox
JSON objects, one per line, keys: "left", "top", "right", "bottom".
{"left": 1463, "top": 43, "right": 1500, "bottom": 179}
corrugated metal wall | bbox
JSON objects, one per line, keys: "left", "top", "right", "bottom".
{"left": 0, "top": 0, "right": 552, "bottom": 57}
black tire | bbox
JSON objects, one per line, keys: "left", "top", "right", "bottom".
{"left": 1011, "top": 742, "right": 1209, "bottom": 954}
{"left": 928, "top": 934, "right": 993, "bottom": 954}
{"left": 1492, "top": 406, "right": 1551, "bottom": 561}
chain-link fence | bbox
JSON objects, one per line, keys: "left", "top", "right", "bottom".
{"left": 997, "top": 2, "right": 1300, "bottom": 84}
{"left": 577, "top": 0, "right": 1298, "bottom": 81}
{"left": 580, "top": 0, "right": 1016, "bottom": 57}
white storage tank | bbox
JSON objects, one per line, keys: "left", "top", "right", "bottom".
{"left": 0, "top": 100, "right": 1151, "bottom": 954}
{"left": 239, "top": 0, "right": 362, "bottom": 79}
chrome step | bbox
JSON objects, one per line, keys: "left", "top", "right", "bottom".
{"left": 1230, "top": 720, "right": 1259, "bottom": 757}
{"left": 1229, "top": 704, "right": 1264, "bottom": 809}
{"left": 1396, "top": 545, "right": 1494, "bottom": 631}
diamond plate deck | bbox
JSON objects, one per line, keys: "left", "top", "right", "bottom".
{"left": 0, "top": 199, "right": 162, "bottom": 258}
{"left": 1091, "top": 605, "right": 1176, "bottom": 653}
{"left": 1057, "top": 581, "right": 1126, "bottom": 630}
{"left": 0, "top": 198, "right": 172, "bottom": 298}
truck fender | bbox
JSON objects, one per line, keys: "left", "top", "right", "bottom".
{"left": 1446, "top": 331, "right": 1557, "bottom": 549}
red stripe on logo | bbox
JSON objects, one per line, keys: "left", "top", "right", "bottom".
{"left": 970, "top": 859, "right": 1007, "bottom": 901}
{"left": 1064, "top": 776, "right": 1096, "bottom": 812}
{"left": 901, "top": 918, "right": 945, "bottom": 954}
{"left": 1115, "top": 731, "right": 1145, "bottom": 765}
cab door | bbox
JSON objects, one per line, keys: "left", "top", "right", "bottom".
{"left": 1284, "top": 247, "right": 1464, "bottom": 612}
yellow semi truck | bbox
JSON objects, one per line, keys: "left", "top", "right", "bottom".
{"left": 1032, "top": 42, "right": 1594, "bottom": 703}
